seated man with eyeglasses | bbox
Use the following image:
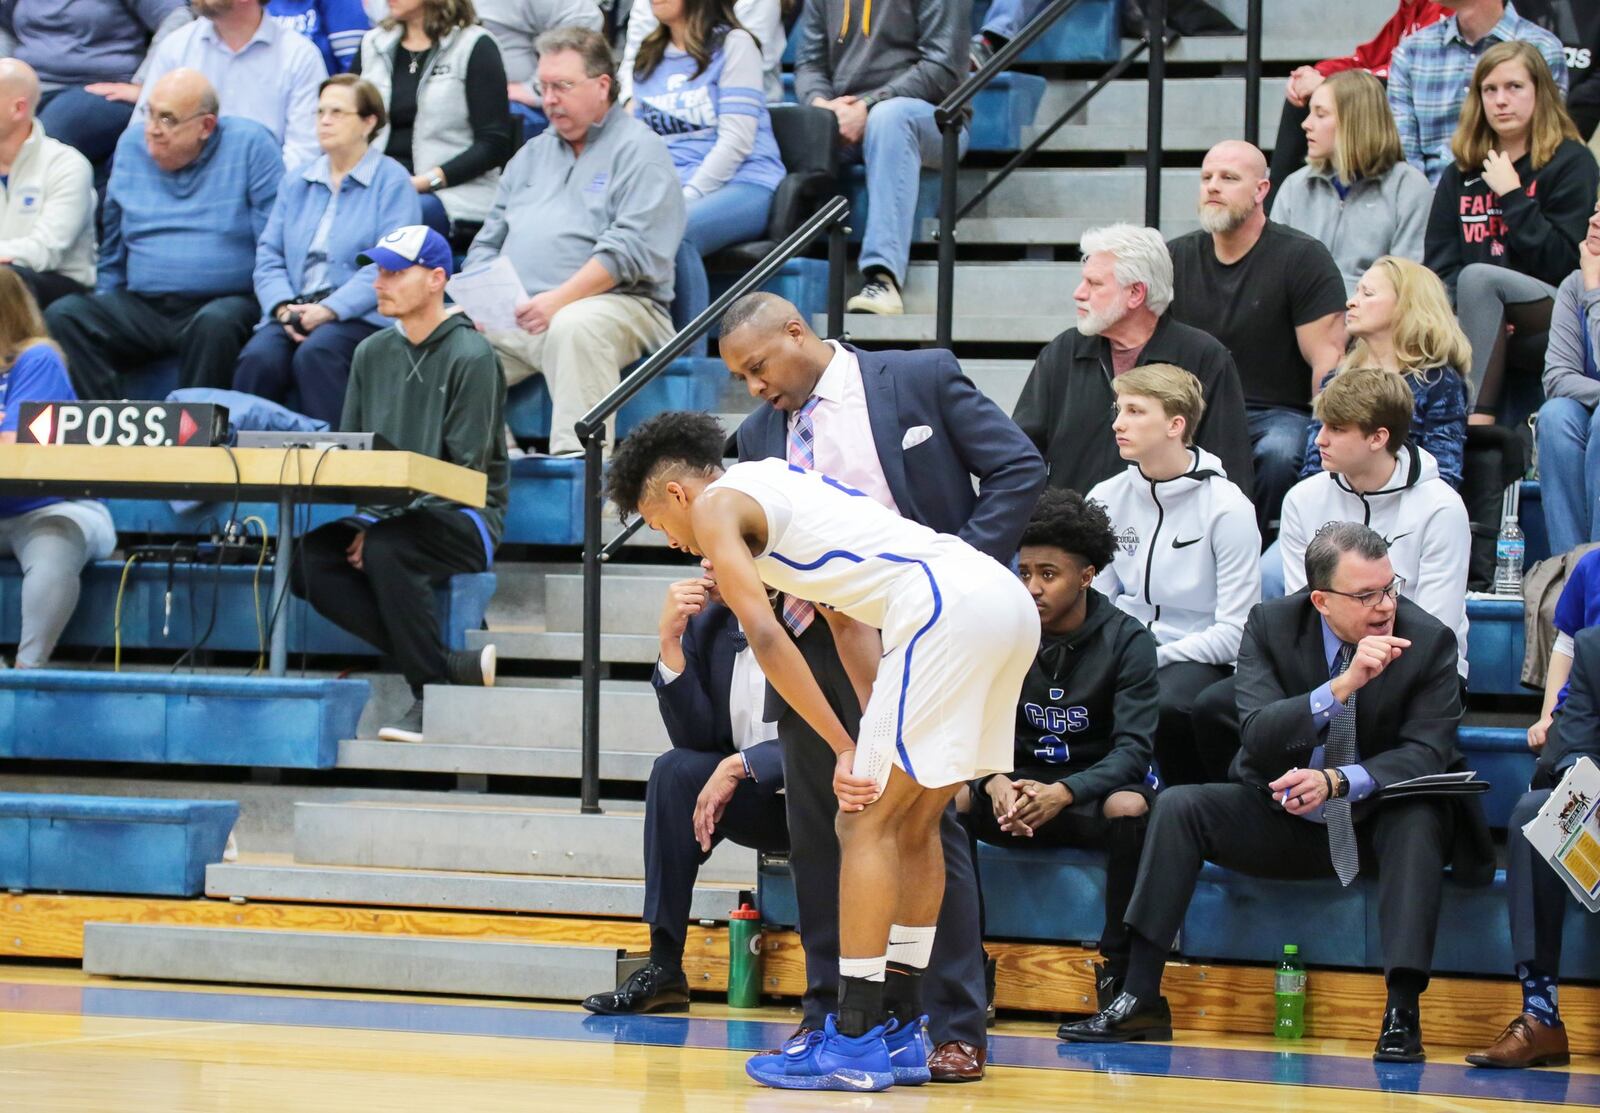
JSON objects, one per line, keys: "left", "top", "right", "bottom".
{"left": 45, "top": 69, "right": 282, "bottom": 400}
{"left": 462, "top": 27, "right": 684, "bottom": 457}
{"left": 1062, "top": 521, "right": 1491, "bottom": 1065}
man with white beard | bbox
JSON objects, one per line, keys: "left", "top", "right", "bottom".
{"left": 1012, "top": 222, "right": 1252, "bottom": 495}
{"left": 1166, "top": 141, "right": 1347, "bottom": 538}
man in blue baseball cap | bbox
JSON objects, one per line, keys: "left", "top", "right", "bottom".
{"left": 289, "top": 223, "right": 508, "bottom": 744}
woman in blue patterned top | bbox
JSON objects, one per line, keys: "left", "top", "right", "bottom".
{"left": 0, "top": 269, "right": 117, "bottom": 668}
{"left": 631, "top": 0, "right": 785, "bottom": 324}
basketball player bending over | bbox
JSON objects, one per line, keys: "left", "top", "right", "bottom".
{"left": 607, "top": 411, "right": 1038, "bottom": 1092}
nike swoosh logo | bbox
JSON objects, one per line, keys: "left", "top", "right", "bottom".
{"left": 1172, "top": 536, "right": 1202, "bottom": 549}
{"left": 1386, "top": 532, "right": 1413, "bottom": 545}
{"left": 833, "top": 1073, "right": 879, "bottom": 1090}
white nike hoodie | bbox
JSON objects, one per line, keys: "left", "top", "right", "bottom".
{"left": 1278, "top": 444, "right": 1471, "bottom": 675}
{"left": 1087, "top": 447, "right": 1263, "bottom": 667}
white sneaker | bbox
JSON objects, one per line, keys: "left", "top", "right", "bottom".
{"left": 480, "top": 643, "right": 497, "bottom": 688}
{"left": 847, "top": 276, "right": 904, "bottom": 315}
{"left": 378, "top": 699, "right": 425, "bottom": 743}
{"left": 223, "top": 832, "right": 239, "bottom": 862}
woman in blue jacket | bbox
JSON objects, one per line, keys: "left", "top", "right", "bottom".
{"left": 631, "top": 0, "right": 785, "bottom": 325}
{"left": 232, "top": 73, "right": 421, "bottom": 425}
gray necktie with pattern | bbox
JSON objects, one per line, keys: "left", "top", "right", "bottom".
{"left": 1326, "top": 644, "right": 1361, "bottom": 886}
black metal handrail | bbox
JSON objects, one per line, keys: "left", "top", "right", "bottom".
{"left": 570, "top": 194, "right": 852, "bottom": 813}
{"left": 1245, "top": 0, "right": 1263, "bottom": 146}
{"left": 933, "top": 0, "right": 1174, "bottom": 349}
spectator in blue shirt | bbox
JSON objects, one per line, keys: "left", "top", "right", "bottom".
{"left": 631, "top": 0, "right": 783, "bottom": 327}
{"left": 44, "top": 70, "right": 282, "bottom": 400}
{"left": 233, "top": 74, "right": 420, "bottom": 425}
{"left": 269, "top": 0, "right": 372, "bottom": 73}
{"left": 0, "top": 269, "right": 116, "bottom": 668}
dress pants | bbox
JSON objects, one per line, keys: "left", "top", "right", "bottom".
{"left": 774, "top": 616, "right": 989, "bottom": 1047}
{"left": 1189, "top": 673, "right": 1245, "bottom": 783}
{"left": 642, "top": 747, "right": 790, "bottom": 950}
{"left": 45, "top": 289, "right": 259, "bottom": 399}
{"left": 1507, "top": 788, "right": 1573, "bottom": 975}
{"left": 1126, "top": 783, "right": 1453, "bottom": 978}
{"left": 289, "top": 508, "right": 488, "bottom": 697}
{"left": 1154, "top": 660, "right": 1233, "bottom": 786}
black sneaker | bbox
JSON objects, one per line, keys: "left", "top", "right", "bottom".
{"left": 969, "top": 33, "right": 999, "bottom": 71}
{"left": 582, "top": 962, "right": 691, "bottom": 1016}
{"left": 378, "top": 699, "right": 425, "bottom": 743}
{"left": 446, "top": 645, "right": 496, "bottom": 687}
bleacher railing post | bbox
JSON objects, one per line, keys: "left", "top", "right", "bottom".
{"left": 1245, "top": 0, "right": 1263, "bottom": 146}
{"left": 828, "top": 221, "right": 847, "bottom": 338}
{"left": 579, "top": 431, "right": 604, "bottom": 814}
{"left": 935, "top": 123, "right": 960, "bottom": 351}
{"left": 1144, "top": 0, "right": 1166, "bottom": 229}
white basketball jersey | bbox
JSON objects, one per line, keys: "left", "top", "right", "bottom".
{"left": 708, "top": 458, "right": 986, "bottom": 634}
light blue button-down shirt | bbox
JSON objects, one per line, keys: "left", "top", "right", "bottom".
{"left": 1298, "top": 618, "right": 1377, "bottom": 822}
{"left": 133, "top": 14, "right": 328, "bottom": 172}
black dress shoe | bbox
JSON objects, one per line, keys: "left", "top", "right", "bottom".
{"left": 1093, "top": 963, "right": 1124, "bottom": 1012}
{"left": 1058, "top": 991, "right": 1173, "bottom": 1043}
{"left": 581, "top": 962, "right": 691, "bottom": 1016}
{"left": 1373, "top": 1006, "right": 1425, "bottom": 1062}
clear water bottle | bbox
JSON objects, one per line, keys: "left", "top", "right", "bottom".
{"left": 1274, "top": 944, "right": 1306, "bottom": 1040}
{"left": 1495, "top": 484, "right": 1525, "bottom": 597}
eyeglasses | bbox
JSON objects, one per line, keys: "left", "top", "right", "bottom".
{"left": 1321, "top": 576, "right": 1406, "bottom": 609}
{"left": 148, "top": 109, "right": 211, "bottom": 133}
{"left": 532, "top": 75, "right": 599, "bottom": 98}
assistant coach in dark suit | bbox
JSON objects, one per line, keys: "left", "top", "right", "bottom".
{"left": 1061, "top": 522, "right": 1491, "bottom": 1063}
{"left": 721, "top": 291, "right": 1046, "bottom": 1081}
{"left": 582, "top": 571, "right": 789, "bottom": 1016}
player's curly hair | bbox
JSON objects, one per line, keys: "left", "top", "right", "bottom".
{"left": 605, "top": 410, "right": 728, "bottom": 520}
{"left": 1020, "top": 488, "right": 1117, "bottom": 573}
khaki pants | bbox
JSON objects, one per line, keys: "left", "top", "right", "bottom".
{"left": 486, "top": 293, "right": 674, "bottom": 454}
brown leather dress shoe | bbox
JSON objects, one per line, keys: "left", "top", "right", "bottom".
{"left": 927, "top": 1039, "right": 986, "bottom": 1082}
{"left": 1465, "top": 1014, "right": 1570, "bottom": 1069}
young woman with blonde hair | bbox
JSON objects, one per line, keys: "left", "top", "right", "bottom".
{"left": 1299, "top": 255, "right": 1470, "bottom": 488}
{"left": 1423, "top": 39, "right": 1598, "bottom": 422}
{"left": 1271, "top": 69, "right": 1432, "bottom": 295}
{"left": 0, "top": 269, "right": 116, "bottom": 667}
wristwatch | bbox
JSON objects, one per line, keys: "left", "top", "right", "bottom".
{"left": 1332, "top": 769, "right": 1350, "bottom": 799}
{"left": 427, "top": 173, "right": 445, "bottom": 192}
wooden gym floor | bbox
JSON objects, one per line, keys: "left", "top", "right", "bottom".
{"left": 3, "top": 964, "right": 1596, "bottom": 1112}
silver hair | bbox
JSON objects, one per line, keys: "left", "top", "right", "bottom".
{"left": 534, "top": 27, "right": 618, "bottom": 100}
{"left": 1079, "top": 223, "right": 1174, "bottom": 317}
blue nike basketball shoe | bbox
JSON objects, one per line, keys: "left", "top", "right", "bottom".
{"left": 745, "top": 1015, "right": 895, "bottom": 1091}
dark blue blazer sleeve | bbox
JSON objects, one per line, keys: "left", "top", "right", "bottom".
{"left": 931, "top": 352, "right": 1046, "bottom": 561}
{"left": 743, "top": 738, "right": 785, "bottom": 786}
{"left": 651, "top": 609, "right": 730, "bottom": 753}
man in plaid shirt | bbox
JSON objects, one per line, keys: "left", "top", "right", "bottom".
{"left": 1388, "top": 0, "right": 1567, "bottom": 184}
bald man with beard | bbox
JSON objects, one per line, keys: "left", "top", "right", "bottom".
{"left": 0, "top": 60, "right": 97, "bottom": 308}
{"left": 45, "top": 68, "right": 282, "bottom": 399}
{"left": 1165, "top": 140, "right": 1348, "bottom": 538}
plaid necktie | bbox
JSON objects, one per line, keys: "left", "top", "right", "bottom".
{"left": 1325, "top": 643, "right": 1361, "bottom": 886}
{"left": 777, "top": 393, "right": 819, "bottom": 633}
{"left": 780, "top": 397, "right": 822, "bottom": 636}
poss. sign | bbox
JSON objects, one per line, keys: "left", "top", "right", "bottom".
{"left": 16, "top": 402, "right": 228, "bottom": 448}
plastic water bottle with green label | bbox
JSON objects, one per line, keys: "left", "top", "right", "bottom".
{"left": 1275, "top": 944, "right": 1306, "bottom": 1039}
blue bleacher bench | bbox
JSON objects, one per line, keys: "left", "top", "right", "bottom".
{"left": 0, "top": 671, "right": 367, "bottom": 768}
{"left": 780, "top": 73, "right": 1046, "bottom": 152}
{"left": 505, "top": 357, "right": 724, "bottom": 444}
{"left": 0, "top": 792, "right": 237, "bottom": 897}
{"left": 108, "top": 498, "right": 354, "bottom": 540}
{"left": 0, "top": 561, "right": 494, "bottom": 658}
{"left": 504, "top": 456, "right": 586, "bottom": 546}
{"left": 1465, "top": 598, "right": 1527, "bottom": 696}
{"left": 780, "top": 0, "right": 1120, "bottom": 65}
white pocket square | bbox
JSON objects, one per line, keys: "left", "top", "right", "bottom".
{"left": 901, "top": 425, "right": 933, "bottom": 450}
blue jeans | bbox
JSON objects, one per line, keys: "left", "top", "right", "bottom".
{"left": 419, "top": 192, "right": 450, "bottom": 238}
{"left": 676, "top": 182, "right": 774, "bottom": 327}
{"left": 982, "top": 0, "right": 1048, "bottom": 39}
{"left": 37, "top": 86, "right": 132, "bottom": 166}
{"left": 1537, "top": 395, "right": 1600, "bottom": 556}
{"left": 1247, "top": 403, "right": 1310, "bottom": 538}
{"left": 1260, "top": 539, "right": 1285, "bottom": 600}
{"left": 842, "top": 97, "right": 968, "bottom": 286}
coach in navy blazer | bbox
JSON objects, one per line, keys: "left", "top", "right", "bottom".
{"left": 724, "top": 293, "right": 1045, "bottom": 1076}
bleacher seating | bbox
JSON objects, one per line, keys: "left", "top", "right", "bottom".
{"left": 0, "top": 791, "right": 237, "bottom": 897}
{"left": 505, "top": 356, "right": 724, "bottom": 445}
{"left": 778, "top": 73, "right": 1046, "bottom": 153}
{"left": 0, "top": 560, "right": 494, "bottom": 658}
{"left": 0, "top": 671, "right": 366, "bottom": 768}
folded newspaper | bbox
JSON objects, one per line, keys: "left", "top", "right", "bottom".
{"left": 1522, "top": 756, "right": 1600, "bottom": 913}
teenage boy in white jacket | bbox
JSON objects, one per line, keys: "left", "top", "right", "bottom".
{"left": 1278, "top": 365, "right": 1470, "bottom": 676}
{"left": 1087, "top": 363, "right": 1262, "bottom": 786}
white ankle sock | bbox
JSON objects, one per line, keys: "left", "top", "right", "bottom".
{"left": 838, "top": 955, "right": 888, "bottom": 982}
{"left": 887, "top": 925, "right": 937, "bottom": 970}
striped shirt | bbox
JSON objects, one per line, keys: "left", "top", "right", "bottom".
{"left": 1387, "top": 2, "right": 1568, "bottom": 185}
{"left": 98, "top": 118, "right": 284, "bottom": 298}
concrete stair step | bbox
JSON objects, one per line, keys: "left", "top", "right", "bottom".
{"left": 885, "top": 261, "right": 1080, "bottom": 317}
{"left": 921, "top": 215, "right": 1202, "bottom": 246}
{"left": 946, "top": 167, "right": 1200, "bottom": 224}
{"left": 469, "top": 628, "right": 659, "bottom": 664}
{"left": 82, "top": 922, "right": 629, "bottom": 1001}
{"left": 419, "top": 680, "right": 667, "bottom": 749}
{"left": 834, "top": 314, "right": 1066, "bottom": 345}
{"left": 336, "top": 739, "right": 663, "bottom": 780}
{"left": 546, "top": 573, "right": 684, "bottom": 636}
{"left": 1027, "top": 78, "right": 1282, "bottom": 152}
{"left": 292, "top": 800, "right": 756, "bottom": 882}
{"left": 206, "top": 859, "right": 742, "bottom": 920}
